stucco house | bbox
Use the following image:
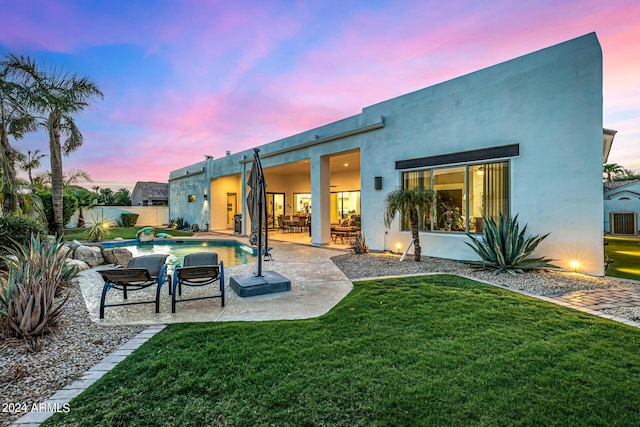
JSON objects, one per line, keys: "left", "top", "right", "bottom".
{"left": 131, "top": 181, "right": 169, "bottom": 206}
{"left": 169, "top": 33, "right": 608, "bottom": 275}
{"left": 604, "top": 180, "right": 640, "bottom": 235}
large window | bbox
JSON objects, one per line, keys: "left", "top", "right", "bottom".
{"left": 402, "top": 161, "right": 509, "bottom": 233}
{"left": 294, "top": 193, "right": 312, "bottom": 215}
{"left": 330, "top": 191, "right": 361, "bottom": 221}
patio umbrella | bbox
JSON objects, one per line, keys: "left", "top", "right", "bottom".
{"left": 246, "top": 148, "right": 270, "bottom": 275}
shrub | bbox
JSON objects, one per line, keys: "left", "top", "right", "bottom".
{"left": 0, "top": 213, "right": 48, "bottom": 258}
{"left": 464, "top": 214, "right": 557, "bottom": 275}
{"left": 83, "top": 215, "right": 112, "bottom": 242}
{"left": 170, "top": 217, "right": 185, "bottom": 229}
{"left": 350, "top": 232, "right": 369, "bottom": 254}
{"left": 37, "top": 192, "right": 78, "bottom": 234}
{"left": 121, "top": 213, "right": 139, "bottom": 227}
{"left": 0, "top": 234, "right": 77, "bottom": 340}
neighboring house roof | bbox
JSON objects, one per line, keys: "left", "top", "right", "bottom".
{"left": 132, "top": 181, "right": 168, "bottom": 199}
{"left": 604, "top": 180, "right": 640, "bottom": 199}
{"left": 603, "top": 128, "right": 617, "bottom": 164}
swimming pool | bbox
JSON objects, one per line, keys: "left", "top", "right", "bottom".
{"left": 100, "top": 239, "right": 256, "bottom": 268}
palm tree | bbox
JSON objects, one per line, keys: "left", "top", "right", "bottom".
{"left": 3, "top": 54, "right": 103, "bottom": 236}
{"left": 114, "top": 187, "right": 131, "bottom": 206}
{"left": 0, "top": 63, "right": 37, "bottom": 211}
{"left": 63, "top": 169, "right": 92, "bottom": 186}
{"left": 66, "top": 186, "right": 97, "bottom": 228}
{"left": 604, "top": 163, "right": 623, "bottom": 182}
{"left": 18, "top": 148, "right": 46, "bottom": 186}
{"left": 383, "top": 187, "right": 437, "bottom": 262}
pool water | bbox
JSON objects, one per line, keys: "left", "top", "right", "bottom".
{"left": 101, "top": 240, "right": 256, "bottom": 269}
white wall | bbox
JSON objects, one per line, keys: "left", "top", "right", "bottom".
{"left": 359, "top": 33, "right": 603, "bottom": 274}
{"left": 66, "top": 206, "right": 169, "bottom": 228}
{"left": 169, "top": 33, "right": 605, "bottom": 274}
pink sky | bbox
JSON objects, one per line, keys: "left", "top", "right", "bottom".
{"left": 1, "top": 0, "right": 639, "bottom": 190}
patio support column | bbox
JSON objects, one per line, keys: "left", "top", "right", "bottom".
{"left": 311, "top": 154, "right": 331, "bottom": 246}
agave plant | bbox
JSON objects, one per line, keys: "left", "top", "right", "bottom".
{"left": 464, "top": 214, "right": 557, "bottom": 275}
{"left": 0, "top": 234, "right": 77, "bottom": 339}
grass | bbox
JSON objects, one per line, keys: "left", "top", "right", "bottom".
{"left": 45, "top": 275, "right": 640, "bottom": 426}
{"left": 63, "top": 226, "right": 193, "bottom": 242}
{"left": 605, "top": 235, "right": 640, "bottom": 281}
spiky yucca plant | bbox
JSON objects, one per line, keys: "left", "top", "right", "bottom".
{"left": 83, "top": 214, "right": 112, "bottom": 241}
{"left": 464, "top": 214, "right": 557, "bottom": 275}
{"left": 349, "top": 232, "right": 369, "bottom": 254}
{"left": 0, "top": 234, "right": 77, "bottom": 339}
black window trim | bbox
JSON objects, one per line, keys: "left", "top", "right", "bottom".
{"left": 395, "top": 143, "right": 519, "bottom": 170}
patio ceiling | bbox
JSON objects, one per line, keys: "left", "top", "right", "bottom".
{"left": 264, "top": 150, "right": 360, "bottom": 176}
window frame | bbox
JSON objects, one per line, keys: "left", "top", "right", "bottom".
{"left": 401, "top": 160, "right": 510, "bottom": 234}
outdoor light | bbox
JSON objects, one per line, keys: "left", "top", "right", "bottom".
{"left": 374, "top": 176, "right": 383, "bottom": 190}
{"left": 569, "top": 260, "right": 580, "bottom": 271}
{"left": 396, "top": 243, "right": 402, "bottom": 253}
{"left": 203, "top": 194, "right": 208, "bottom": 201}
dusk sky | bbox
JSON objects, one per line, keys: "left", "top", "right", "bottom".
{"left": 1, "top": 0, "right": 639, "bottom": 191}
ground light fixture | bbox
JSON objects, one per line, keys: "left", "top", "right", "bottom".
{"left": 569, "top": 260, "right": 580, "bottom": 271}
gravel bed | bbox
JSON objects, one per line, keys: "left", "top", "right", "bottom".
{"left": 0, "top": 281, "right": 146, "bottom": 427}
{"left": 331, "top": 252, "right": 640, "bottom": 315}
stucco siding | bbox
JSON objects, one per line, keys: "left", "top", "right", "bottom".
{"left": 169, "top": 33, "right": 605, "bottom": 275}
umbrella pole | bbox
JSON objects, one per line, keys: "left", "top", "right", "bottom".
{"left": 255, "top": 149, "right": 264, "bottom": 277}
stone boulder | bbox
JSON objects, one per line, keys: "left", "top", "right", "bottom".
{"left": 65, "top": 258, "right": 90, "bottom": 272}
{"left": 67, "top": 239, "right": 82, "bottom": 250}
{"left": 103, "top": 248, "right": 133, "bottom": 267}
{"left": 73, "top": 245, "right": 105, "bottom": 267}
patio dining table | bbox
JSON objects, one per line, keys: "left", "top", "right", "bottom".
{"left": 283, "top": 218, "right": 299, "bottom": 232}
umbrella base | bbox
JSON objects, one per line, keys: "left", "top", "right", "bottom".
{"left": 229, "top": 271, "right": 291, "bottom": 297}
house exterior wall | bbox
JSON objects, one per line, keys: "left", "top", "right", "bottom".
{"left": 604, "top": 200, "right": 640, "bottom": 233}
{"left": 169, "top": 33, "right": 604, "bottom": 275}
{"left": 604, "top": 182, "right": 640, "bottom": 233}
{"left": 130, "top": 187, "right": 144, "bottom": 206}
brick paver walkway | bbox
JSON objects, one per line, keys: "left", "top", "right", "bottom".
{"left": 553, "top": 287, "right": 640, "bottom": 312}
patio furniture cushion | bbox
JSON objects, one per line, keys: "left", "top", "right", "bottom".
{"left": 99, "top": 254, "right": 170, "bottom": 319}
{"left": 172, "top": 252, "right": 224, "bottom": 313}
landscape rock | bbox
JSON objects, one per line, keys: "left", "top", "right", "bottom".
{"left": 103, "top": 248, "right": 133, "bottom": 267}
{"left": 67, "top": 239, "right": 82, "bottom": 250}
{"left": 65, "top": 258, "right": 90, "bottom": 272}
{"left": 59, "top": 245, "right": 71, "bottom": 258}
{"left": 73, "top": 245, "right": 105, "bottom": 267}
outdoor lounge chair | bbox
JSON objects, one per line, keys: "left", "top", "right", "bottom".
{"left": 171, "top": 252, "right": 224, "bottom": 313}
{"left": 99, "top": 254, "right": 170, "bottom": 319}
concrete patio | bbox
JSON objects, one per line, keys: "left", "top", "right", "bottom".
{"left": 80, "top": 239, "right": 353, "bottom": 325}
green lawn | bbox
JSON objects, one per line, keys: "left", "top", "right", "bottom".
{"left": 45, "top": 275, "right": 640, "bottom": 426}
{"left": 605, "top": 235, "right": 640, "bottom": 281}
{"left": 63, "top": 226, "right": 193, "bottom": 242}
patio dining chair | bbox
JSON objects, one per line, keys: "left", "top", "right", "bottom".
{"left": 171, "top": 252, "right": 224, "bottom": 313}
{"left": 99, "top": 254, "right": 170, "bottom": 319}
{"left": 277, "top": 215, "right": 288, "bottom": 233}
